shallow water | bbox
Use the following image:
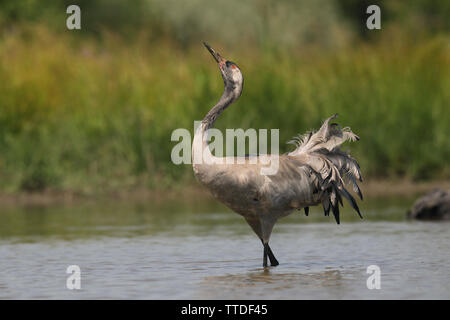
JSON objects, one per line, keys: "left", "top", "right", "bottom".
{"left": 0, "top": 196, "right": 448, "bottom": 299}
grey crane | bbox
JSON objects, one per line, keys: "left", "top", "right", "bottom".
{"left": 192, "top": 43, "right": 363, "bottom": 267}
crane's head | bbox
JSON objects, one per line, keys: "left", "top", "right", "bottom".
{"left": 203, "top": 42, "right": 243, "bottom": 99}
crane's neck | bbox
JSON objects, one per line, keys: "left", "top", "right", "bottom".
{"left": 192, "top": 84, "right": 240, "bottom": 167}
{"left": 203, "top": 88, "right": 235, "bottom": 130}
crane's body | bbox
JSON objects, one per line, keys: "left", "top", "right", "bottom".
{"left": 193, "top": 43, "right": 363, "bottom": 267}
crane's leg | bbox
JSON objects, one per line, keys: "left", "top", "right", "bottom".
{"left": 244, "top": 217, "right": 279, "bottom": 267}
{"left": 261, "top": 239, "right": 279, "bottom": 267}
{"left": 263, "top": 243, "right": 268, "bottom": 267}
{"left": 267, "top": 244, "right": 279, "bottom": 266}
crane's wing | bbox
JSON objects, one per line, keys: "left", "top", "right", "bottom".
{"left": 287, "top": 114, "right": 363, "bottom": 224}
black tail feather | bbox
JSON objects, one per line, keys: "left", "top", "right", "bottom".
{"left": 332, "top": 203, "right": 340, "bottom": 224}
{"left": 339, "top": 186, "right": 363, "bottom": 219}
{"left": 355, "top": 184, "right": 363, "bottom": 200}
{"left": 336, "top": 190, "right": 343, "bottom": 207}
{"left": 323, "top": 203, "right": 330, "bottom": 216}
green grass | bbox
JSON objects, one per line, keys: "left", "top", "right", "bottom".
{"left": 0, "top": 26, "right": 448, "bottom": 194}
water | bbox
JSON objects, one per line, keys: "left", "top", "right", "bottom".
{"left": 0, "top": 196, "right": 448, "bottom": 299}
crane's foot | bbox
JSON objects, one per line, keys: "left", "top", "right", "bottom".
{"left": 267, "top": 244, "right": 279, "bottom": 266}
{"left": 261, "top": 240, "right": 279, "bottom": 267}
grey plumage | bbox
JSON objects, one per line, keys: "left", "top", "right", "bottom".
{"left": 193, "top": 43, "right": 363, "bottom": 267}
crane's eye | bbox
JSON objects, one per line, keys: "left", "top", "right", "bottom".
{"left": 225, "top": 60, "right": 238, "bottom": 70}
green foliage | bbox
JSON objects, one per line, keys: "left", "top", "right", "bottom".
{"left": 0, "top": 27, "right": 448, "bottom": 193}
{"left": 0, "top": 0, "right": 448, "bottom": 193}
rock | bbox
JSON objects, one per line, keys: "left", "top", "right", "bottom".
{"left": 407, "top": 189, "right": 450, "bottom": 220}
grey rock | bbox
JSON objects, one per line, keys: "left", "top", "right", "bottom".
{"left": 407, "top": 189, "right": 450, "bottom": 220}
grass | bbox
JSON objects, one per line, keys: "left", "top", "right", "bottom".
{"left": 0, "top": 25, "right": 449, "bottom": 194}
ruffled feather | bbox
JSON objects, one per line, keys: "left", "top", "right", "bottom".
{"left": 288, "top": 114, "right": 363, "bottom": 223}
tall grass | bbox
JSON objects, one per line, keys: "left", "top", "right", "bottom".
{"left": 0, "top": 26, "right": 448, "bottom": 194}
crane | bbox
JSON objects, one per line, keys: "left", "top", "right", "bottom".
{"left": 192, "top": 43, "right": 363, "bottom": 267}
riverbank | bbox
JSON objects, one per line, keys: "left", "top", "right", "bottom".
{"left": 0, "top": 27, "right": 449, "bottom": 196}
{"left": 0, "top": 179, "right": 448, "bottom": 208}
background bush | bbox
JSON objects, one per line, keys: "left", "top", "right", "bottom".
{"left": 0, "top": 0, "right": 448, "bottom": 194}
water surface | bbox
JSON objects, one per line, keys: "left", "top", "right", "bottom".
{"left": 0, "top": 196, "right": 448, "bottom": 299}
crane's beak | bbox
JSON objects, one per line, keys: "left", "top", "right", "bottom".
{"left": 203, "top": 42, "right": 225, "bottom": 64}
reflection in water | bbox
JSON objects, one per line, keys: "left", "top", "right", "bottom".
{"left": 204, "top": 269, "right": 343, "bottom": 290}
{"left": 0, "top": 196, "right": 449, "bottom": 299}
{"left": 0, "top": 195, "right": 414, "bottom": 241}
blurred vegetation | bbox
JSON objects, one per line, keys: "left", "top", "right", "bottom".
{"left": 0, "top": 0, "right": 448, "bottom": 194}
